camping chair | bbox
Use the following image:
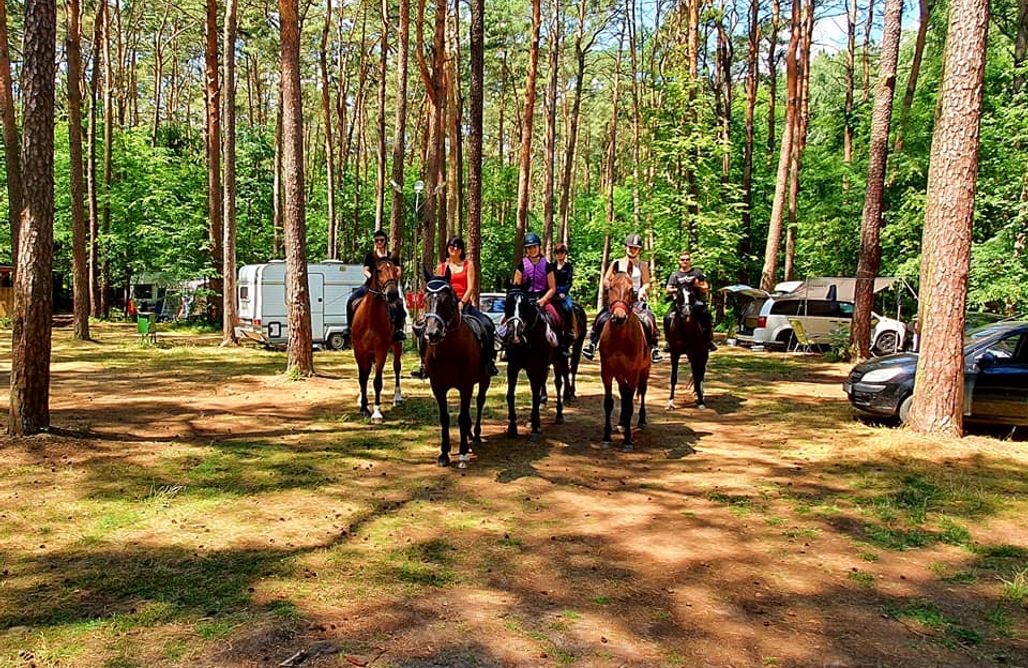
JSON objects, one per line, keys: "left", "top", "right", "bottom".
{"left": 137, "top": 312, "right": 158, "bottom": 344}
{"left": 787, "top": 318, "right": 814, "bottom": 354}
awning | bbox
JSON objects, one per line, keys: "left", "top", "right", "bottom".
{"left": 784, "top": 277, "right": 898, "bottom": 302}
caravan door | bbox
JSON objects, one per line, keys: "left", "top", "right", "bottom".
{"left": 309, "top": 273, "right": 325, "bottom": 341}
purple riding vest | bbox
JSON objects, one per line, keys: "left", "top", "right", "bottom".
{"left": 522, "top": 257, "right": 550, "bottom": 294}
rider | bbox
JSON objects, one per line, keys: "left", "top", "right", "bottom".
{"left": 511, "top": 232, "right": 570, "bottom": 355}
{"left": 412, "top": 236, "right": 499, "bottom": 378}
{"left": 343, "top": 229, "right": 405, "bottom": 346}
{"left": 582, "top": 233, "right": 662, "bottom": 364}
{"left": 553, "top": 243, "right": 574, "bottom": 312}
{"left": 664, "top": 251, "right": 717, "bottom": 352}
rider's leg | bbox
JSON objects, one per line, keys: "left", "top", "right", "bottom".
{"left": 696, "top": 303, "right": 716, "bottom": 351}
{"left": 583, "top": 308, "right": 610, "bottom": 360}
{"left": 343, "top": 286, "right": 367, "bottom": 343}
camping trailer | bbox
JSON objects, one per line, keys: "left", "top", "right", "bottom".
{"left": 235, "top": 260, "right": 366, "bottom": 349}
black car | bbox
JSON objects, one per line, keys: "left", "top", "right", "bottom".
{"left": 844, "top": 321, "right": 1028, "bottom": 426}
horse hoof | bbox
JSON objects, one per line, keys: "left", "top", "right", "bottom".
{"left": 602, "top": 440, "right": 612, "bottom": 448}
{"left": 539, "top": 396, "right": 548, "bottom": 405}
{"left": 473, "top": 435, "right": 482, "bottom": 444}
{"left": 697, "top": 403, "right": 707, "bottom": 410}
{"left": 615, "top": 425, "right": 624, "bottom": 434}
{"left": 458, "top": 454, "right": 469, "bottom": 469}
{"left": 507, "top": 425, "right": 518, "bottom": 438}
{"left": 530, "top": 432, "right": 541, "bottom": 443}
{"left": 637, "top": 422, "right": 646, "bottom": 429}
{"left": 393, "top": 394, "right": 403, "bottom": 405}
{"left": 555, "top": 415, "right": 564, "bottom": 425}
{"left": 622, "top": 444, "right": 634, "bottom": 453}
{"left": 437, "top": 455, "right": 450, "bottom": 467}
{"left": 666, "top": 401, "right": 675, "bottom": 411}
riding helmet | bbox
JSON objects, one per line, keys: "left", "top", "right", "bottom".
{"left": 623, "top": 233, "right": 643, "bottom": 248}
{"left": 524, "top": 232, "right": 542, "bottom": 248}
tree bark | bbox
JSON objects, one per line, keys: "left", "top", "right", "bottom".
{"left": 321, "top": 0, "right": 338, "bottom": 258}
{"left": 0, "top": 0, "right": 23, "bottom": 267}
{"left": 909, "top": 0, "right": 989, "bottom": 436}
{"left": 374, "top": 0, "right": 388, "bottom": 232}
{"left": 784, "top": 0, "right": 813, "bottom": 282}
{"left": 558, "top": 0, "right": 596, "bottom": 246}
{"left": 222, "top": 0, "right": 238, "bottom": 344}
{"left": 845, "top": 0, "right": 856, "bottom": 165}
{"left": 852, "top": 0, "right": 903, "bottom": 358}
{"left": 1015, "top": 0, "right": 1027, "bottom": 93}
{"left": 467, "top": 0, "right": 484, "bottom": 302}
{"left": 280, "top": 0, "right": 315, "bottom": 376}
{"left": 513, "top": 0, "right": 543, "bottom": 260}
{"left": 766, "top": 0, "right": 780, "bottom": 161}
{"left": 205, "top": 0, "right": 223, "bottom": 322}
{"left": 67, "top": 0, "right": 90, "bottom": 341}
{"left": 597, "top": 18, "right": 625, "bottom": 311}
{"left": 389, "top": 0, "right": 410, "bottom": 253}
{"left": 101, "top": 0, "right": 113, "bottom": 317}
{"left": 894, "top": 0, "right": 930, "bottom": 151}
{"left": 9, "top": 0, "right": 56, "bottom": 435}
{"left": 759, "top": 0, "right": 800, "bottom": 291}
{"left": 87, "top": 0, "right": 103, "bottom": 317}
{"left": 542, "top": 0, "right": 560, "bottom": 254}
{"left": 741, "top": 0, "right": 759, "bottom": 282}
{"left": 863, "top": 0, "right": 875, "bottom": 102}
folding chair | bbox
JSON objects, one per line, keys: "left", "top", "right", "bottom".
{"left": 787, "top": 318, "right": 814, "bottom": 354}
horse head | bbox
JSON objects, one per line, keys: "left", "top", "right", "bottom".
{"left": 674, "top": 280, "right": 695, "bottom": 321}
{"left": 503, "top": 285, "right": 538, "bottom": 346}
{"left": 422, "top": 272, "right": 458, "bottom": 345}
{"left": 607, "top": 271, "right": 635, "bottom": 325}
{"left": 372, "top": 256, "right": 401, "bottom": 304}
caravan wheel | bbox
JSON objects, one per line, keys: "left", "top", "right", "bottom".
{"left": 327, "top": 332, "right": 345, "bottom": 351}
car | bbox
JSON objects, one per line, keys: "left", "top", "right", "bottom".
{"left": 725, "top": 278, "right": 907, "bottom": 355}
{"left": 844, "top": 321, "right": 1028, "bottom": 426}
{"left": 479, "top": 292, "right": 507, "bottom": 326}
{"left": 904, "top": 311, "right": 1014, "bottom": 351}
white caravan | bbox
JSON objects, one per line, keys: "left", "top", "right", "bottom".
{"left": 235, "top": 260, "right": 366, "bottom": 349}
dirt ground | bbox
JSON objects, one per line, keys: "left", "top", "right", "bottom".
{"left": 1, "top": 322, "right": 1026, "bottom": 668}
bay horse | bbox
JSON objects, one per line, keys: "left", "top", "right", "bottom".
{"left": 664, "top": 282, "right": 710, "bottom": 410}
{"left": 501, "top": 286, "right": 563, "bottom": 440}
{"left": 421, "top": 270, "right": 492, "bottom": 468}
{"left": 599, "top": 270, "right": 651, "bottom": 451}
{"left": 351, "top": 256, "right": 403, "bottom": 423}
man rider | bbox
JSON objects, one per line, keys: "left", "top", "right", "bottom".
{"left": 664, "top": 252, "right": 717, "bottom": 352}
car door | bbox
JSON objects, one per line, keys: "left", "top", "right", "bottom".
{"left": 800, "top": 300, "right": 836, "bottom": 343}
{"left": 969, "top": 332, "right": 1028, "bottom": 424}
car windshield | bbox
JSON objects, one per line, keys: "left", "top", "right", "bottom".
{"left": 965, "top": 322, "right": 1015, "bottom": 344}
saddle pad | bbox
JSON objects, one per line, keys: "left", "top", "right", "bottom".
{"left": 462, "top": 314, "right": 488, "bottom": 345}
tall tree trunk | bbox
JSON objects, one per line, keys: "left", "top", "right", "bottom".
{"left": 909, "top": 0, "right": 989, "bottom": 436}
{"left": 783, "top": 0, "right": 813, "bottom": 281}
{"left": 280, "top": 0, "right": 315, "bottom": 376}
{"left": 0, "top": 0, "right": 23, "bottom": 266}
{"left": 273, "top": 99, "right": 283, "bottom": 257}
{"left": 597, "top": 18, "right": 625, "bottom": 311}
{"left": 467, "top": 0, "right": 484, "bottom": 302}
{"left": 558, "top": 0, "right": 595, "bottom": 246}
{"left": 321, "top": 0, "right": 338, "bottom": 258}
{"left": 542, "top": 0, "right": 560, "bottom": 254}
{"left": 151, "top": 3, "right": 170, "bottom": 146}
{"left": 862, "top": 0, "right": 875, "bottom": 102}
{"left": 513, "top": 0, "right": 543, "bottom": 260}
{"left": 375, "top": 0, "right": 388, "bottom": 232}
{"left": 389, "top": 0, "right": 410, "bottom": 253}
{"left": 852, "top": 0, "right": 903, "bottom": 357}
{"left": 1015, "top": 0, "right": 1027, "bottom": 93}
{"left": 759, "top": 0, "right": 800, "bottom": 291}
{"left": 101, "top": 0, "right": 113, "bottom": 317}
{"left": 741, "top": 0, "right": 759, "bottom": 282}
{"left": 766, "top": 0, "right": 780, "bottom": 161}
{"left": 445, "top": 6, "right": 461, "bottom": 239}
{"left": 9, "top": 0, "right": 56, "bottom": 435}
{"left": 87, "top": 0, "right": 102, "bottom": 317}
{"left": 67, "top": 0, "right": 90, "bottom": 341}
{"left": 894, "top": 0, "right": 931, "bottom": 151}
{"left": 845, "top": 0, "right": 856, "bottom": 166}
{"left": 205, "top": 0, "right": 223, "bottom": 322}
{"left": 222, "top": 0, "right": 238, "bottom": 344}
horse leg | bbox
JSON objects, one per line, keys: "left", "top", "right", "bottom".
{"left": 392, "top": 342, "right": 403, "bottom": 404}
{"left": 506, "top": 362, "right": 519, "bottom": 438}
{"left": 618, "top": 380, "right": 634, "bottom": 452}
{"left": 473, "top": 379, "right": 487, "bottom": 444}
{"left": 437, "top": 392, "right": 451, "bottom": 467}
{"left": 370, "top": 354, "right": 385, "bottom": 423}
{"left": 552, "top": 358, "right": 565, "bottom": 425}
{"left": 357, "top": 360, "right": 371, "bottom": 417}
{"left": 528, "top": 369, "right": 543, "bottom": 441}
{"left": 667, "top": 350, "right": 680, "bottom": 410}
{"left": 457, "top": 389, "right": 473, "bottom": 469}
{"left": 602, "top": 378, "right": 614, "bottom": 447}
{"left": 692, "top": 349, "right": 709, "bottom": 409}
{"left": 638, "top": 379, "right": 648, "bottom": 428}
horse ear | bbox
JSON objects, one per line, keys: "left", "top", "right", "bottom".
{"left": 422, "top": 265, "right": 432, "bottom": 283}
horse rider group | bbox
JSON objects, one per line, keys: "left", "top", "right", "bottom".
{"left": 342, "top": 230, "right": 717, "bottom": 371}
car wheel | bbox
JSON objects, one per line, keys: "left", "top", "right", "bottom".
{"left": 775, "top": 330, "right": 795, "bottom": 351}
{"left": 873, "top": 331, "right": 899, "bottom": 356}
{"left": 898, "top": 395, "right": 913, "bottom": 424}
{"left": 326, "top": 332, "right": 345, "bottom": 351}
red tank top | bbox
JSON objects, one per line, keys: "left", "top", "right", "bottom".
{"left": 437, "top": 261, "right": 469, "bottom": 300}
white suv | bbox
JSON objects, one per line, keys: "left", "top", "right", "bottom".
{"left": 735, "top": 295, "right": 906, "bottom": 354}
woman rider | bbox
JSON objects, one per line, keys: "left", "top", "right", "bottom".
{"left": 412, "top": 236, "right": 498, "bottom": 378}
{"left": 511, "top": 232, "right": 568, "bottom": 354}
{"left": 553, "top": 243, "right": 574, "bottom": 313}
{"left": 582, "top": 233, "right": 662, "bottom": 364}
{"left": 343, "top": 229, "right": 404, "bottom": 346}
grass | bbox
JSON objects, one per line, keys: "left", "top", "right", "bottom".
{"left": 884, "top": 599, "right": 984, "bottom": 648}
{"left": 1000, "top": 569, "right": 1028, "bottom": 605}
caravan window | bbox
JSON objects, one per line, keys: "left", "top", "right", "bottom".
{"left": 239, "top": 285, "right": 250, "bottom": 301}
{"left": 134, "top": 284, "right": 154, "bottom": 300}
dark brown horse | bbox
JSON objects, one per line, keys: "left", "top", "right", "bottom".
{"left": 351, "top": 256, "right": 403, "bottom": 423}
{"left": 599, "top": 271, "right": 651, "bottom": 451}
{"left": 421, "top": 271, "right": 492, "bottom": 468}
{"left": 664, "top": 282, "right": 710, "bottom": 410}
{"left": 501, "top": 286, "right": 562, "bottom": 440}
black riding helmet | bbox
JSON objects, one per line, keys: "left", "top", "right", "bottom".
{"left": 623, "top": 233, "right": 643, "bottom": 249}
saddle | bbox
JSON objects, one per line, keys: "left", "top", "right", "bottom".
{"left": 462, "top": 313, "right": 489, "bottom": 346}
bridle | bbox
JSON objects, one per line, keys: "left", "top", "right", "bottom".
{"left": 368, "top": 258, "right": 399, "bottom": 300}
{"left": 607, "top": 272, "right": 635, "bottom": 321}
{"left": 422, "top": 278, "right": 460, "bottom": 342}
{"left": 504, "top": 288, "right": 542, "bottom": 345}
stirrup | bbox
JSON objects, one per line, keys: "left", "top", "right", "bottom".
{"left": 582, "top": 342, "right": 596, "bottom": 360}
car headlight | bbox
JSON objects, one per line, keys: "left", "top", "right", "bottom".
{"left": 860, "top": 367, "right": 907, "bottom": 383}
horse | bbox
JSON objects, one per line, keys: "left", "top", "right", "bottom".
{"left": 351, "top": 256, "right": 404, "bottom": 423}
{"left": 538, "top": 302, "right": 585, "bottom": 405}
{"left": 501, "top": 286, "right": 563, "bottom": 440}
{"left": 664, "top": 281, "right": 711, "bottom": 410}
{"left": 420, "top": 269, "right": 492, "bottom": 468}
{"left": 598, "top": 271, "right": 651, "bottom": 451}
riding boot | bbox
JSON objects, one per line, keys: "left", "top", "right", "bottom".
{"left": 582, "top": 312, "right": 607, "bottom": 360}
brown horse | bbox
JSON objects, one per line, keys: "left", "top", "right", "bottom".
{"left": 421, "top": 270, "right": 492, "bottom": 468}
{"left": 664, "top": 282, "right": 710, "bottom": 409}
{"left": 599, "top": 271, "right": 651, "bottom": 451}
{"left": 351, "top": 256, "right": 403, "bottom": 423}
